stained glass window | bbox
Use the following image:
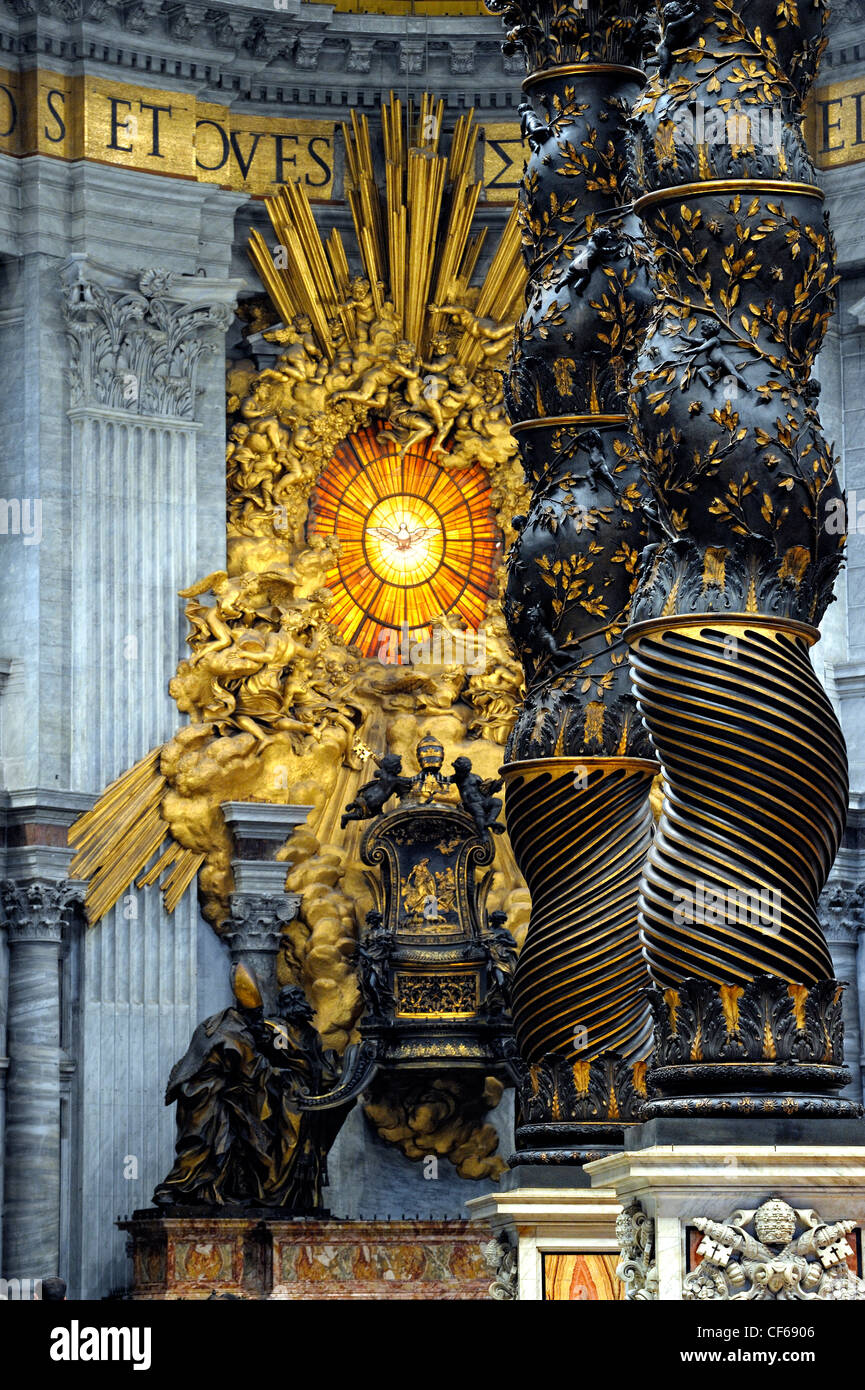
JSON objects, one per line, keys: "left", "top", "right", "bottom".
{"left": 308, "top": 423, "right": 499, "bottom": 659}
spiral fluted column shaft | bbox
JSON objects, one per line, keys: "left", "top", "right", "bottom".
{"left": 504, "top": 759, "right": 656, "bottom": 1062}
{"left": 624, "top": 0, "right": 847, "bottom": 1009}
{"left": 628, "top": 618, "right": 845, "bottom": 987}
{"left": 485, "top": 3, "right": 656, "bottom": 1132}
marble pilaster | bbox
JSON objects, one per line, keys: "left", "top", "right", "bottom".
{"left": 56, "top": 248, "right": 245, "bottom": 1300}
{"left": 0, "top": 911, "right": 6, "bottom": 1277}
{"left": 820, "top": 882, "right": 865, "bottom": 1104}
{"left": 221, "top": 803, "right": 311, "bottom": 1008}
{"left": 223, "top": 894, "right": 301, "bottom": 1012}
{"left": 0, "top": 879, "right": 81, "bottom": 1281}
{"left": 221, "top": 802, "right": 313, "bottom": 892}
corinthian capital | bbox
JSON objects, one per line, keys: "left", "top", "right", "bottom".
{"left": 819, "top": 883, "right": 865, "bottom": 944}
{"left": 223, "top": 893, "right": 301, "bottom": 953}
{"left": 61, "top": 256, "right": 237, "bottom": 419}
{"left": 0, "top": 880, "right": 84, "bottom": 944}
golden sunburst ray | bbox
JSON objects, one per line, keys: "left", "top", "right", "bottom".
{"left": 68, "top": 749, "right": 170, "bottom": 924}
{"left": 72, "top": 92, "right": 528, "bottom": 933}
{"left": 248, "top": 91, "right": 524, "bottom": 367}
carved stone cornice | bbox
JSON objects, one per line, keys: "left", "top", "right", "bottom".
{"left": 61, "top": 256, "right": 237, "bottom": 420}
{"left": 120, "top": 0, "right": 159, "bottom": 33}
{"left": 203, "top": 4, "right": 241, "bottom": 48}
{"left": 819, "top": 883, "right": 865, "bottom": 944}
{"left": 0, "top": 0, "right": 509, "bottom": 88}
{"left": 345, "top": 36, "right": 374, "bottom": 73}
{"left": 0, "top": 878, "right": 83, "bottom": 944}
{"left": 0, "top": 0, "right": 851, "bottom": 96}
{"left": 295, "top": 30, "right": 324, "bottom": 69}
{"left": 398, "top": 39, "right": 426, "bottom": 75}
{"left": 163, "top": 2, "right": 205, "bottom": 42}
{"left": 448, "top": 40, "right": 476, "bottom": 74}
{"left": 244, "top": 15, "right": 293, "bottom": 61}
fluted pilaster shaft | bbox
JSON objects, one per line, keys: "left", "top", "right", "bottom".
{"left": 1, "top": 881, "right": 80, "bottom": 1280}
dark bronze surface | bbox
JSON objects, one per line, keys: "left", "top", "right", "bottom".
{"left": 153, "top": 982, "right": 351, "bottom": 1211}
{"left": 628, "top": 617, "right": 845, "bottom": 987}
{"left": 488, "top": 0, "right": 657, "bottom": 1158}
{"left": 642, "top": 974, "right": 862, "bottom": 1118}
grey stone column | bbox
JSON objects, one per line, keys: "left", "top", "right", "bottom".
{"left": 221, "top": 803, "right": 311, "bottom": 1008}
{"left": 223, "top": 894, "right": 301, "bottom": 1012}
{"left": 0, "top": 912, "right": 7, "bottom": 1277}
{"left": 819, "top": 882, "right": 865, "bottom": 1104}
{"left": 55, "top": 247, "right": 245, "bottom": 1298}
{"left": 0, "top": 880, "right": 81, "bottom": 1281}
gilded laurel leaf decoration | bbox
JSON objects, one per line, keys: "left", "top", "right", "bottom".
{"left": 622, "top": 0, "right": 859, "bottom": 1130}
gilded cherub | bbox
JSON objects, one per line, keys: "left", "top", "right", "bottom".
{"left": 430, "top": 300, "right": 515, "bottom": 361}
{"left": 170, "top": 571, "right": 341, "bottom": 743}
{"left": 431, "top": 365, "right": 483, "bottom": 450}
{"left": 178, "top": 571, "right": 289, "bottom": 656}
{"left": 283, "top": 534, "right": 339, "bottom": 599}
{"left": 446, "top": 387, "right": 516, "bottom": 472}
{"left": 377, "top": 372, "right": 442, "bottom": 452}
{"left": 368, "top": 300, "right": 402, "bottom": 354}
{"left": 231, "top": 623, "right": 328, "bottom": 742}
{"left": 425, "top": 330, "right": 456, "bottom": 376}
{"left": 226, "top": 419, "right": 287, "bottom": 509}
{"left": 465, "top": 610, "right": 523, "bottom": 745}
{"left": 169, "top": 648, "right": 260, "bottom": 729}
{"left": 262, "top": 314, "right": 323, "bottom": 382}
{"left": 335, "top": 340, "right": 419, "bottom": 411}
{"left": 338, "top": 276, "right": 378, "bottom": 335}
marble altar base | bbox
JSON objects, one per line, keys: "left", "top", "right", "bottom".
{"left": 119, "top": 1214, "right": 493, "bottom": 1300}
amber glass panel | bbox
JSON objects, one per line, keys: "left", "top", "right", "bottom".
{"left": 309, "top": 423, "right": 499, "bottom": 658}
{"left": 543, "top": 1253, "right": 625, "bottom": 1301}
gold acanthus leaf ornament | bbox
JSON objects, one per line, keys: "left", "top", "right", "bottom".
{"left": 69, "top": 94, "right": 530, "bottom": 1057}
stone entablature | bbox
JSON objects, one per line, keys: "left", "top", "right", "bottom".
{"left": 0, "top": 0, "right": 859, "bottom": 113}
{"left": 0, "top": 0, "right": 514, "bottom": 99}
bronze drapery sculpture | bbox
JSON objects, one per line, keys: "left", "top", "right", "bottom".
{"left": 154, "top": 967, "right": 349, "bottom": 1210}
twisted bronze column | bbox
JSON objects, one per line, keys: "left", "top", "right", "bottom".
{"left": 488, "top": 0, "right": 657, "bottom": 1158}
{"left": 626, "top": 0, "right": 859, "bottom": 1116}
